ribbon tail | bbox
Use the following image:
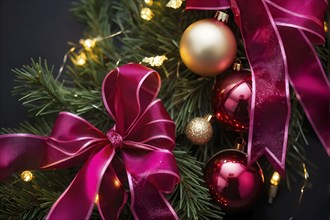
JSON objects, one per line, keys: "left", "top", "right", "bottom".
{"left": 97, "top": 165, "right": 127, "bottom": 220}
{"left": 46, "top": 145, "right": 115, "bottom": 220}
{"left": 127, "top": 172, "right": 179, "bottom": 220}
{"left": 0, "top": 134, "right": 47, "bottom": 180}
{"left": 233, "top": 0, "right": 291, "bottom": 176}
{"left": 185, "top": 0, "right": 230, "bottom": 10}
{"left": 279, "top": 27, "right": 330, "bottom": 155}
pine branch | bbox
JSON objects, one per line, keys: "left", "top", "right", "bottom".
{"left": 12, "top": 58, "right": 73, "bottom": 117}
{"left": 11, "top": 58, "right": 113, "bottom": 133}
{"left": 171, "top": 150, "right": 224, "bottom": 220}
{"left": 70, "top": 0, "right": 124, "bottom": 86}
{"left": 1, "top": 118, "right": 52, "bottom": 136}
{"left": 0, "top": 170, "right": 74, "bottom": 220}
{"left": 1, "top": 1, "right": 328, "bottom": 219}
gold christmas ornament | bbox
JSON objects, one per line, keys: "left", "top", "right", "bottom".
{"left": 179, "top": 12, "right": 237, "bottom": 77}
{"left": 185, "top": 115, "right": 213, "bottom": 145}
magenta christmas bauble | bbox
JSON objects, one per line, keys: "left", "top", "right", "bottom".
{"left": 204, "top": 149, "right": 264, "bottom": 212}
{"left": 212, "top": 70, "right": 252, "bottom": 132}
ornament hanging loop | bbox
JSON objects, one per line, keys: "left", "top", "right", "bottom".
{"left": 214, "top": 11, "right": 229, "bottom": 23}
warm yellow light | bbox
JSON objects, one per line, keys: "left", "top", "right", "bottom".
{"left": 140, "top": 7, "right": 154, "bottom": 21}
{"left": 95, "top": 194, "right": 99, "bottom": 204}
{"left": 270, "top": 171, "right": 280, "bottom": 186}
{"left": 144, "top": 0, "right": 153, "bottom": 6}
{"left": 324, "top": 21, "right": 328, "bottom": 33}
{"left": 21, "top": 171, "right": 33, "bottom": 182}
{"left": 142, "top": 55, "right": 168, "bottom": 66}
{"left": 75, "top": 53, "right": 87, "bottom": 66}
{"left": 114, "top": 179, "right": 120, "bottom": 188}
{"left": 79, "top": 38, "right": 96, "bottom": 51}
{"left": 166, "top": 0, "right": 183, "bottom": 9}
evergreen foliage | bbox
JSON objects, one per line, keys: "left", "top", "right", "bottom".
{"left": 0, "top": 0, "right": 328, "bottom": 219}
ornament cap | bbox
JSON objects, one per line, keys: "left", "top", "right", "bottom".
{"left": 214, "top": 11, "right": 229, "bottom": 23}
{"left": 204, "top": 114, "right": 214, "bottom": 122}
{"left": 233, "top": 59, "right": 242, "bottom": 71}
{"left": 235, "top": 137, "right": 246, "bottom": 152}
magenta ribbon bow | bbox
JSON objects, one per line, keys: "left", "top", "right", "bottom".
{"left": 186, "top": 0, "right": 330, "bottom": 176}
{"left": 0, "top": 63, "right": 180, "bottom": 220}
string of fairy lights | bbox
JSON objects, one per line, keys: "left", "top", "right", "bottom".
{"left": 55, "top": 0, "right": 180, "bottom": 79}
{"left": 18, "top": 0, "right": 327, "bottom": 214}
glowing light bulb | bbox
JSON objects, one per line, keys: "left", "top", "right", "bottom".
{"left": 144, "top": 0, "right": 153, "bottom": 6}
{"left": 140, "top": 7, "right": 154, "bottom": 21}
{"left": 75, "top": 53, "right": 87, "bottom": 66}
{"left": 142, "top": 55, "right": 168, "bottom": 66}
{"left": 270, "top": 171, "right": 280, "bottom": 186}
{"left": 80, "top": 38, "right": 96, "bottom": 50}
{"left": 21, "top": 171, "right": 33, "bottom": 182}
{"left": 95, "top": 194, "right": 99, "bottom": 204}
{"left": 166, "top": 0, "right": 183, "bottom": 9}
{"left": 114, "top": 179, "right": 120, "bottom": 188}
{"left": 324, "top": 21, "right": 328, "bottom": 33}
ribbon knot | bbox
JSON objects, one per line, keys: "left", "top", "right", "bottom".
{"left": 107, "top": 129, "right": 123, "bottom": 150}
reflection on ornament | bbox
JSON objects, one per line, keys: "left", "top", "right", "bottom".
{"left": 166, "top": 0, "right": 183, "bottom": 9}
{"left": 142, "top": 55, "right": 168, "bottom": 66}
{"left": 140, "top": 7, "right": 154, "bottom": 21}
{"left": 213, "top": 69, "right": 252, "bottom": 132}
{"left": 179, "top": 16, "right": 236, "bottom": 76}
{"left": 204, "top": 150, "right": 264, "bottom": 211}
{"left": 21, "top": 170, "right": 33, "bottom": 182}
{"left": 185, "top": 115, "right": 213, "bottom": 145}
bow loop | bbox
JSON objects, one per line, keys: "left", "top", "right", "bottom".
{"left": 102, "top": 64, "right": 161, "bottom": 136}
{"left": 0, "top": 63, "right": 180, "bottom": 220}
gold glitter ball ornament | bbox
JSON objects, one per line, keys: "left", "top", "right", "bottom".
{"left": 185, "top": 117, "right": 213, "bottom": 145}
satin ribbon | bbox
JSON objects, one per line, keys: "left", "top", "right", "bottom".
{"left": 0, "top": 63, "right": 180, "bottom": 220}
{"left": 186, "top": 0, "right": 330, "bottom": 176}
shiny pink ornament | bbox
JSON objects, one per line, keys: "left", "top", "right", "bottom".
{"left": 204, "top": 150, "right": 264, "bottom": 212}
{"left": 213, "top": 70, "right": 252, "bottom": 132}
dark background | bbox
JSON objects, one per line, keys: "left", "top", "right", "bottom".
{"left": 0, "top": 1, "right": 329, "bottom": 220}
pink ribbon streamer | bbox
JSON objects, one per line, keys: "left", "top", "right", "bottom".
{"left": 0, "top": 63, "right": 180, "bottom": 220}
{"left": 186, "top": 0, "right": 330, "bottom": 176}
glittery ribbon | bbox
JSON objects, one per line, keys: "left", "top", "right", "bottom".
{"left": 186, "top": 0, "right": 329, "bottom": 176}
{"left": 0, "top": 63, "right": 180, "bottom": 220}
